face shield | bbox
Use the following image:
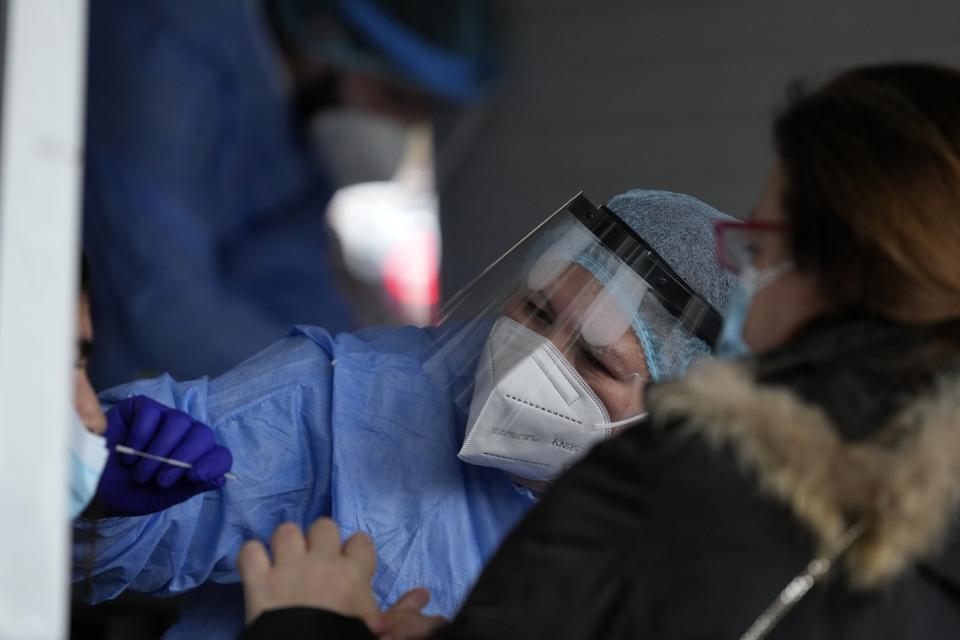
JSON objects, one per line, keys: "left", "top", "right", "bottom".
{"left": 425, "top": 193, "right": 723, "bottom": 482}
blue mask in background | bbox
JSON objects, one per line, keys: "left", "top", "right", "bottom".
{"left": 69, "top": 411, "right": 109, "bottom": 518}
{"left": 716, "top": 262, "right": 793, "bottom": 359}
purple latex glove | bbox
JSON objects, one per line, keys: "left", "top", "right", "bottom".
{"left": 92, "top": 395, "right": 233, "bottom": 517}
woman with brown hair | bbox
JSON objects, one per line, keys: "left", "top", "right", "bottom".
{"left": 237, "top": 62, "right": 960, "bottom": 639}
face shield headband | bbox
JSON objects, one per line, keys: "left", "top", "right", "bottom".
{"left": 565, "top": 194, "right": 723, "bottom": 349}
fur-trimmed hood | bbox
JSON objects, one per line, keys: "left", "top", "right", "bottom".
{"left": 648, "top": 358, "right": 960, "bottom": 589}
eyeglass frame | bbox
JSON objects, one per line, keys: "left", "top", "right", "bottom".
{"left": 713, "top": 219, "right": 789, "bottom": 273}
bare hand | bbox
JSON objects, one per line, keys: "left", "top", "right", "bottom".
{"left": 367, "top": 588, "right": 448, "bottom": 640}
{"left": 238, "top": 518, "right": 380, "bottom": 625}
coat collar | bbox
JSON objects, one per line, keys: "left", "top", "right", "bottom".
{"left": 648, "top": 357, "right": 960, "bottom": 589}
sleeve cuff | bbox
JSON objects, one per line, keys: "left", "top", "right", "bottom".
{"left": 241, "top": 607, "right": 375, "bottom": 640}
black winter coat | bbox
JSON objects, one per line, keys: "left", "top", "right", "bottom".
{"left": 243, "top": 315, "right": 960, "bottom": 639}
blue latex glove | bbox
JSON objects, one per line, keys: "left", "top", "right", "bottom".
{"left": 93, "top": 395, "right": 233, "bottom": 517}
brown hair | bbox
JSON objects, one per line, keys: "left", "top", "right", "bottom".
{"left": 774, "top": 63, "right": 960, "bottom": 323}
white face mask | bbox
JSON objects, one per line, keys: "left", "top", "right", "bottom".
{"left": 310, "top": 108, "right": 409, "bottom": 187}
{"left": 68, "top": 411, "right": 109, "bottom": 519}
{"left": 459, "top": 317, "right": 635, "bottom": 482}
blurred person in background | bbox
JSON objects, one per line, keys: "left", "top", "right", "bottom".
{"left": 83, "top": 0, "right": 499, "bottom": 389}
{"left": 74, "top": 190, "right": 735, "bottom": 640}
{"left": 234, "top": 62, "right": 960, "bottom": 640}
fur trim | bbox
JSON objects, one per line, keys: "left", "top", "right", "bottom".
{"left": 648, "top": 360, "right": 960, "bottom": 588}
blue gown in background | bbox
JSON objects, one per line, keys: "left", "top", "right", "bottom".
{"left": 84, "top": 0, "right": 355, "bottom": 389}
{"left": 74, "top": 325, "right": 535, "bottom": 640}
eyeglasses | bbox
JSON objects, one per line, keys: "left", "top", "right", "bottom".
{"left": 714, "top": 220, "right": 788, "bottom": 273}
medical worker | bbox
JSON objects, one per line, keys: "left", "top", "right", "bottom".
{"left": 84, "top": 0, "right": 499, "bottom": 388}
{"left": 236, "top": 63, "right": 960, "bottom": 640}
{"left": 75, "top": 190, "right": 735, "bottom": 639}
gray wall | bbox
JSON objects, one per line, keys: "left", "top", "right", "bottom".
{"left": 438, "top": 0, "right": 960, "bottom": 296}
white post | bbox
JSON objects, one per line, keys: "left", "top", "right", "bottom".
{"left": 0, "top": 0, "right": 87, "bottom": 638}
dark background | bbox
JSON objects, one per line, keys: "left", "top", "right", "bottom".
{"left": 438, "top": 0, "right": 960, "bottom": 296}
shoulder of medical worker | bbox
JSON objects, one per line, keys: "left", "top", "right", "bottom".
{"left": 95, "top": 331, "right": 336, "bottom": 420}
{"left": 94, "top": 325, "right": 453, "bottom": 420}
{"left": 195, "top": 325, "right": 438, "bottom": 406}
{"left": 205, "top": 329, "right": 339, "bottom": 397}
{"left": 86, "top": 2, "right": 250, "bottom": 181}
{"left": 98, "top": 374, "right": 209, "bottom": 422}
{"left": 297, "top": 324, "right": 439, "bottom": 361}
{"left": 208, "top": 324, "right": 431, "bottom": 390}
{"left": 90, "top": 0, "right": 251, "bottom": 56}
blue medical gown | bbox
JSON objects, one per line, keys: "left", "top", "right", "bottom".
{"left": 84, "top": 0, "right": 354, "bottom": 388}
{"left": 74, "top": 325, "right": 535, "bottom": 639}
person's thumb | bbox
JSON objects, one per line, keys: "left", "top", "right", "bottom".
{"left": 387, "top": 588, "right": 431, "bottom": 613}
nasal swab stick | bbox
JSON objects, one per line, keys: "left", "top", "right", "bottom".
{"left": 115, "top": 444, "right": 238, "bottom": 481}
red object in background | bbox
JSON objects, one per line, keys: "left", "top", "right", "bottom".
{"left": 382, "top": 230, "right": 440, "bottom": 322}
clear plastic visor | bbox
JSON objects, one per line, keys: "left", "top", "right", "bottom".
{"left": 425, "top": 193, "right": 722, "bottom": 425}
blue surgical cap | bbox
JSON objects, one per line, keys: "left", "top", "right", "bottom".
{"left": 606, "top": 190, "right": 736, "bottom": 314}
{"left": 269, "top": 0, "right": 499, "bottom": 104}
{"left": 571, "top": 190, "right": 737, "bottom": 381}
